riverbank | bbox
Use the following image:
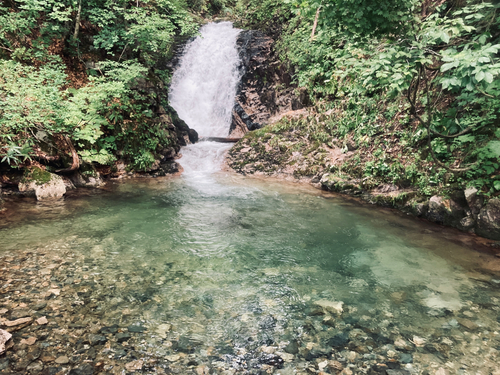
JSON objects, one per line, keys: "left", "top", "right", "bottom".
{"left": 226, "top": 109, "right": 500, "bottom": 242}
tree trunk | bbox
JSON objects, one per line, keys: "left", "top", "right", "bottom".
{"left": 310, "top": 7, "right": 321, "bottom": 40}
{"left": 73, "top": 0, "right": 82, "bottom": 41}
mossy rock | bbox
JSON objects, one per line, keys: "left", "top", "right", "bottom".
{"left": 19, "top": 167, "right": 66, "bottom": 200}
{"left": 21, "top": 167, "right": 52, "bottom": 185}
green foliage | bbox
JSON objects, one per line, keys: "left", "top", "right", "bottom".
{"left": 242, "top": 0, "right": 500, "bottom": 195}
{"left": 0, "top": 0, "right": 198, "bottom": 172}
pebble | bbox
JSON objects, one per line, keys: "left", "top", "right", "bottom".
{"left": 36, "top": 316, "right": 48, "bottom": 325}
{"left": 127, "top": 324, "right": 146, "bottom": 333}
{"left": 1, "top": 316, "right": 33, "bottom": 327}
{"left": 166, "top": 354, "right": 181, "bottom": 362}
{"left": 457, "top": 318, "right": 479, "bottom": 331}
{"left": 125, "top": 359, "right": 143, "bottom": 372}
{"left": 20, "top": 337, "right": 36, "bottom": 346}
{"left": 55, "top": 355, "right": 69, "bottom": 364}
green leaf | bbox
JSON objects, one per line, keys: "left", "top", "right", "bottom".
{"left": 440, "top": 31, "right": 450, "bottom": 44}
{"left": 488, "top": 141, "right": 500, "bottom": 157}
{"left": 475, "top": 70, "right": 485, "bottom": 82}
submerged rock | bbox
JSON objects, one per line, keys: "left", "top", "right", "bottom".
{"left": 0, "top": 329, "right": 12, "bottom": 354}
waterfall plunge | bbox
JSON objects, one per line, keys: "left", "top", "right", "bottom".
{"left": 169, "top": 22, "right": 241, "bottom": 138}
{"left": 169, "top": 22, "right": 242, "bottom": 177}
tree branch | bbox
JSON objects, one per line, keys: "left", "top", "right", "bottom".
{"left": 55, "top": 135, "right": 80, "bottom": 173}
{"left": 310, "top": 7, "right": 321, "bottom": 40}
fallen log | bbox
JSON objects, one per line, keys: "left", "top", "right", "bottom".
{"left": 199, "top": 137, "right": 241, "bottom": 143}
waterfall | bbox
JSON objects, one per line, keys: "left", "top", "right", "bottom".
{"left": 169, "top": 22, "right": 241, "bottom": 138}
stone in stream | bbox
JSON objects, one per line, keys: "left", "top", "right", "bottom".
{"left": 456, "top": 318, "right": 479, "bottom": 331}
{"left": 127, "top": 324, "right": 146, "bottom": 333}
{"left": 284, "top": 340, "right": 299, "bottom": 354}
{"left": 116, "top": 332, "right": 132, "bottom": 343}
{"left": 327, "top": 333, "right": 349, "bottom": 349}
{"left": 100, "top": 325, "right": 118, "bottom": 334}
{"left": 55, "top": 355, "right": 70, "bottom": 364}
{"left": 0, "top": 329, "right": 12, "bottom": 354}
{"left": 33, "top": 302, "right": 47, "bottom": 311}
{"left": 386, "top": 370, "right": 411, "bottom": 375}
{"left": 258, "top": 353, "right": 284, "bottom": 368}
{"left": 69, "top": 364, "right": 95, "bottom": 375}
{"left": 87, "top": 334, "right": 107, "bottom": 346}
{"left": 10, "top": 309, "right": 31, "bottom": 319}
{"left": 399, "top": 353, "right": 413, "bottom": 364}
{"left": 314, "top": 299, "right": 344, "bottom": 315}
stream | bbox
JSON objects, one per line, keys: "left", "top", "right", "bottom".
{"left": 1, "top": 22, "right": 500, "bottom": 375}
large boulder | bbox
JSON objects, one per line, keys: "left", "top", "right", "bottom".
{"left": 18, "top": 168, "right": 66, "bottom": 200}
{"left": 464, "top": 187, "right": 484, "bottom": 219}
{"left": 476, "top": 198, "right": 500, "bottom": 240}
{"left": 426, "top": 195, "right": 466, "bottom": 226}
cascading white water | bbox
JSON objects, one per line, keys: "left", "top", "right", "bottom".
{"left": 169, "top": 22, "right": 241, "bottom": 138}
{"left": 169, "top": 22, "right": 241, "bottom": 178}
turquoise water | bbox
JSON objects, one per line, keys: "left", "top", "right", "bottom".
{"left": 1, "top": 173, "right": 500, "bottom": 374}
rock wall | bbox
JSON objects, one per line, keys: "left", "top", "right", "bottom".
{"left": 230, "top": 30, "right": 308, "bottom": 137}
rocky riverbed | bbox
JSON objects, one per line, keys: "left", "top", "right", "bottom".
{"left": 2, "top": 244, "right": 500, "bottom": 375}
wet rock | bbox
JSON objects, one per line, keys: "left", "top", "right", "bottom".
{"left": 33, "top": 303, "right": 47, "bottom": 311}
{"left": 0, "top": 329, "right": 12, "bottom": 354}
{"left": 0, "top": 358, "right": 8, "bottom": 371}
{"left": 88, "top": 334, "right": 107, "bottom": 346}
{"left": 116, "top": 332, "right": 131, "bottom": 342}
{"left": 20, "top": 337, "right": 37, "bottom": 346}
{"left": 70, "top": 170, "right": 104, "bottom": 188}
{"left": 399, "top": 353, "right": 412, "bottom": 363}
{"left": 114, "top": 348, "right": 127, "bottom": 359}
{"left": 69, "top": 364, "right": 94, "bottom": 375}
{"left": 314, "top": 299, "right": 344, "bottom": 315}
{"left": 328, "top": 360, "right": 344, "bottom": 373}
{"left": 327, "top": 333, "right": 349, "bottom": 349}
{"left": 323, "top": 316, "right": 336, "bottom": 327}
{"left": 231, "top": 30, "right": 306, "bottom": 136}
{"left": 306, "top": 348, "right": 329, "bottom": 361}
{"left": 259, "top": 353, "right": 284, "bottom": 368}
{"left": 26, "top": 360, "right": 44, "bottom": 372}
{"left": 55, "top": 355, "right": 69, "bottom": 364}
{"left": 426, "top": 196, "right": 465, "bottom": 226}
{"left": 284, "top": 340, "right": 299, "bottom": 354}
{"left": 386, "top": 370, "right": 411, "bottom": 375}
{"left": 36, "top": 316, "right": 49, "bottom": 325}
{"left": 411, "top": 336, "right": 426, "bottom": 347}
{"left": 2, "top": 316, "right": 33, "bottom": 331}
{"left": 456, "top": 318, "right": 479, "bottom": 331}
{"left": 99, "top": 325, "right": 118, "bottom": 334}
{"left": 125, "top": 359, "right": 143, "bottom": 372}
{"left": 459, "top": 216, "right": 475, "bottom": 231}
{"left": 307, "top": 306, "right": 326, "bottom": 316}
{"left": 127, "top": 324, "right": 146, "bottom": 333}
{"left": 476, "top": 198, "right": 500, "bottom": 240}
{"left": 10, "top": 309, "right": 30, "bottom": 319}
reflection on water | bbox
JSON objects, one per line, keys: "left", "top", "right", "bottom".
{"left": 1, "top": 175, "right": 500, "bottom": 373}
